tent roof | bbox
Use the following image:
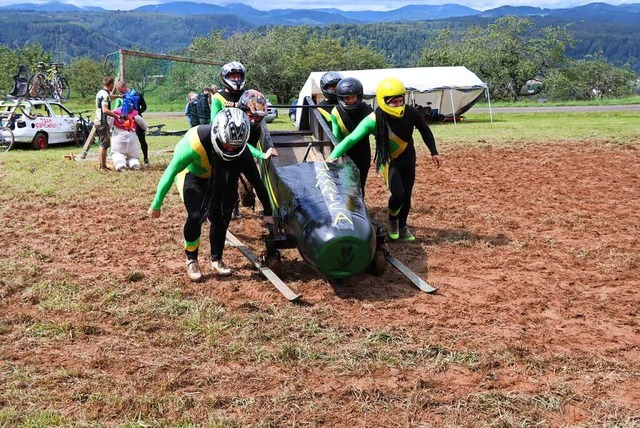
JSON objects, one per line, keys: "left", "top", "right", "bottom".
{"left": 302, "top": 66, "right": 487, "bottom": 98}
{"left": 294, "top": 66, "right": 490, "bottom": 126}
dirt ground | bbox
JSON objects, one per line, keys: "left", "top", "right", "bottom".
{"left": 1, "top": 141, "right": 639, "bottom": 426}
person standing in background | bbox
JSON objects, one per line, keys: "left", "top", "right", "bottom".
{"left": 185, "top": 92, "right": 199, "bottom": 127}
{"left": 94, "top": 76, "right": 119, "bottom": 171}
{"left": 136, "top": 90, "right": 149, "bottom": 166}
{"left": 196, "top": 87, "right": 211, "bottom": 125}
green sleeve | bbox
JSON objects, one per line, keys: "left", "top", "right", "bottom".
{"left": 150, "top": 135, "right": 199, "bottom": 210}
{"left": 331, "top": 108, "right": 344, "bottom": 141}
{"left": 210, "top": 97, "right": 225, "bottom": 123}
{"left": 329, "top": 113, "right": 376, "bottom": 159}
{"left": 247, "top": 144, "right": 265, "bottom": 159}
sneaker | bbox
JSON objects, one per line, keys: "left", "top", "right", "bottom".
{"left": 186, "top": 259, "right": 203, "bottom": 281}
{"left": 399, "top": 226, "right": 416, "bottom": 241}
{"left": 232, "top": 207, "right": 241, "bottom": 220}
{"left": 388, "top": 220, "right": 399, "bottom": 240}
{"left": 144, "top": 159, "right": 150, "bottom": 167}
{"left": 211, "top": 260, "right": 232, "bottom": 276}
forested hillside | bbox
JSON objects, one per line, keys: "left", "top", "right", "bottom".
{"left": 0, "top": 11, "right": 250, "bottom": 60}
{"left": 0, "top": 7, "right": 638, "bottom": 72}
{"left": 314, "top": 17, "right": 640, "bottom": 71}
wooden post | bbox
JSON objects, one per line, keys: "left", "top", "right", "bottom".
{"left": 119, "top": 49, "right": 126, "bottom": 82}
{"left": 79, "top": 126, "right": 97, "bottom": 159}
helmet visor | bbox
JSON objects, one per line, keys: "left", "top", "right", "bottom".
{"left": 384, "top": 95, "right": 405, "bottom": 107}
{"left": 324, "top": 84, "right": 337, "bottom": 94}
{"left": 221, "top": 141, "right": 243, "bottom": 153}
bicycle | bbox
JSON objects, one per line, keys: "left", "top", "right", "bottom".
{"left": 74, "top": 110, "right": 93, "bottom": 146}
{"left": 27, "top": 62, "right": 71, "bottom": 102}
{"left": 0, "top": 126, "right": 14, "bottom": 153}
{"left": 0, "top": 100, "right": 31, "bottom": 153}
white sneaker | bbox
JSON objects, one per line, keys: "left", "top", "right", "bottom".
{"left": 211, "top": 260, "right": 232, "bottom": 276}
{"left": 186, "top": 259, "right": 203, "bottom": 281}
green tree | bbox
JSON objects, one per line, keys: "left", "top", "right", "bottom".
{"left": 122, "top": 50, "right": 167, "bottom": 94}
{"left": 543, "top": 53, "right": 636, "bottom": 100}
{"left": 67, "top": 57, "right": 104, "bottom": 99}
{"left": 418, "top": 17, "right": 572, "bottom": 101}
{"left": 178, "top": 26, "right": 388, "bottom": 103}
{"left": 0, "top": 43, "right": 52, "bottom": 96}
{"left": 0, "top": 45, "right": 19, "bottom": 95}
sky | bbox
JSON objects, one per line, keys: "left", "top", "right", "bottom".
{"left": 1, "top": 0, "right": 635, "bottom": 11}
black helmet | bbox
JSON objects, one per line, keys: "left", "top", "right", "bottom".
{"left": 336, "top": 77, "right": 364, "bottom": 110}
{"left": 220, "top": 61, "right": 246, "bottom": 92}
{"left": 320, "top": 71, "right": 343, "bottom": 103}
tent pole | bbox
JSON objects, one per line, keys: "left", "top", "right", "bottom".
{"left": 486, "top": 87, "right": 493, "bottom": 124}
{"left": 450, "top": 89, "right": 456, "bottom": 125}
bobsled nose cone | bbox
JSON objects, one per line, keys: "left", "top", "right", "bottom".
{"left": 315, "top": 235, "right": 373, "bottom": 279}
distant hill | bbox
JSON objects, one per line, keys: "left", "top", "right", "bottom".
{"left": 1, "top": 1, "right": 105, "bottom": 12}
{"left": 0, "top": 10, "right": 251, "bottom": 61}
{"left": 478, "top": 3, "right": 640, "bottom": 25}
{"left": 0, "top": 1, "right": 638, "bottom": 72}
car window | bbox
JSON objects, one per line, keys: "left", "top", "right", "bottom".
{"left": 33, "top": 103, "right": 51, "bottom": 117}
{"left": 49, "top": 103, "right": 72, "bottom": 118}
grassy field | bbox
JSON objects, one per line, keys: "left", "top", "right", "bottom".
{"left": 1, "top": 108, "right": 639, "bottom": 427}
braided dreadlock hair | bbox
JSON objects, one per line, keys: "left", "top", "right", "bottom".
{"left": 373, "top": 107, "right": 391, "bottom": 171}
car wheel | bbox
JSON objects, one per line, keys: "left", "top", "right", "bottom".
{"left": 32, "top": 132, "right": 48, "bottom": 150}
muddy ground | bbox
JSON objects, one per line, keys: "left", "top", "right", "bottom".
{"left": 1, "top": 141, "right": 638, "bottom": 426}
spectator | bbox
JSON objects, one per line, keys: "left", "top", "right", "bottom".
{"left": 196, "top": 87, "right": 211, "bottom": 125}
{"left": 136, "top": 90, "right": 149, "bottom": 166}
{"left": 111, "top": 80, "right": 147, "bottom": 171}
{"left": 94, "top": 76, "right": 119, "bottom": 170}
{"left": 185, "top": 92, "right": 198, "bottom": 127}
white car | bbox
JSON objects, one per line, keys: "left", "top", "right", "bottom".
{"left": 0, "top": 99, "right": 80, "bottom": 150}
{"left": 266, "top": 101, "right": 278, "bottom": 123}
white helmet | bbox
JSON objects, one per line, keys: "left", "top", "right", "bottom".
{"left": 220, "top": 61, "right": 247, "bottom": 92}
{"left": 211, "top": 107, "right": 250, "bottom": 161}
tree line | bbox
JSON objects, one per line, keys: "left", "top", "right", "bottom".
{"left": 1, "top": 18, "right": 637, "bottom": 104}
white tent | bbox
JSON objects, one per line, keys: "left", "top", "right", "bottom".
{"left": 295, "top": 66, "right": 490, "bottom": 127}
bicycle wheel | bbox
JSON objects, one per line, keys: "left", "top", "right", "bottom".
{"left": 54, "top": 76, "right": 70, "bottom": 102}
{"left": 27, "top": 73, "right": 48, "bottom": 99}
{"left": 16, "top": 100, "right": 37, "bottom": 120}
{"left": 75, "top": 122, "right": 90, "bottom": 147}
{"left": 0, "top": 128, "right": 15, "bottom": 153}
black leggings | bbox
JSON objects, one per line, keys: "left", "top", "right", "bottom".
{"left": 183, "top": 172, "right": 237, "bottom": 262}
{"left": 387, "top": 157, "right": 416, "bottom": 228}
{"left": 182, "top": 173, "right": 210, "bottom": 260}
{"left": 136, "top": 124, "right": 148, "bottom": 161}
